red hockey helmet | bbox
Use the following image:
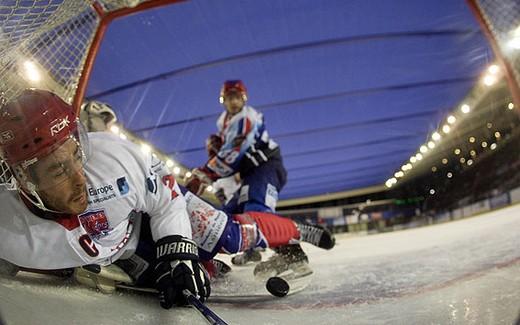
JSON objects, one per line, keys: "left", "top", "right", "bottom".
{"left": 0, "top": 89, "right": 88, "bottom": 191}
{"left": 219, "top": 80, "right": 248, "bottom": 104}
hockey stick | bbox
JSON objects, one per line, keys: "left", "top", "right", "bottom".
{"left": 182, "top": 289, "right": 229, "bottom": 325}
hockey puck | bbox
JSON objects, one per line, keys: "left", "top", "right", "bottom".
{"left": 266, "top": 277, "right": 290, "bottom": 297}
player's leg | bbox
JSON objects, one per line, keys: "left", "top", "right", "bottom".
{"left": 229, "top": 161, "right": 282, "bottom": 265}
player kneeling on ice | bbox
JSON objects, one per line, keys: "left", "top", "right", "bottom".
{"left": 0, "top": 89, "right": 208, "bottom": 309}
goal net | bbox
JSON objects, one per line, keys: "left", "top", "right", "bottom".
{"left": 0, "top": 0, "right": 180, "bottom": 188}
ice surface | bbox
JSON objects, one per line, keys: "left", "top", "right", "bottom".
{"left": 1, "top": 205, "right": 520, "bottom": 324}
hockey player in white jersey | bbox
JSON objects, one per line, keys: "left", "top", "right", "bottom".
{"left": 0, "top": 89, "right": 209, "bottom": 309}
{"left": 0, "top": 89, "right": 334, "bottom": 302}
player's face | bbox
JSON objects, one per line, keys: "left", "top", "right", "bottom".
{"left": 223, "top": 91, "right": 245, "bottom": 115}
{"left": 29, "top": 138, "right": 88, "bottom": 214}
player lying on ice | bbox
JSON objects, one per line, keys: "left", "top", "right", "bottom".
{"left": 0, "top": 89, "right": 334, "bottom": 308}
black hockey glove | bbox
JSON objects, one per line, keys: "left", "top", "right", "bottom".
{"left": 154, "top": 235, "right": 211, "bottom": 309}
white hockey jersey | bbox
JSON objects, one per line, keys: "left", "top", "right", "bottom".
{"left": 0, "top": 132, "right": 191, "bottom": 270}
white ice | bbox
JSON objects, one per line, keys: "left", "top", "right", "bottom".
{"left": 1, "top": 204, "right": 520, "bottom": 324}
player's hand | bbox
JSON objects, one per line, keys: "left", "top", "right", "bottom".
{"left": 154, "top": 235, "right": 211, "bottom": 309}
{"left": 184, "top": 168, "right": 213, "bottom": 195}
{"left": 205, "top": 134, "right": 223, "bottom": 159}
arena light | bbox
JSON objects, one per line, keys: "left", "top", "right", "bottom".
{"left": 469, "top": 136, "right": 476, "bottom": 143}
{"left": 454, "top": 148, "right": 461, "bottom": 155}
{"left": 507, "top": 26, "right": 520, "bottom": 49}
{"left": 447, "top": 172, "right": 453, "bottom": 178}
{"left": 410, "top": 156, "right": 417, "bottom": 163}
{"left": 460, "top": 104, "right": 471, "bottom": 114}
{"left": 487, "top": 64, "right": 500, "bottom": 74}
{"left": 140, "top": 143, "right": 151, "bottom": 154}
{"left": 467, "top": 159, "right": 474, "bottom": 166}
{"left": 481, "top": 141, "right": 488, "bottom": 148}
{"left": 432, "top": 132, "right": 441, "bottom": 141}
{"left": 206, "top": 185, "right": 214, "bottom": 193}
{"left": 110, "top": 125, "right": 120, "bottom": 134}
{"left": 185, "top": 171, "right": 192, "bottom": 178}
{"left": 23, "top": 60, "right": 41, "bottom": 82}
{"left": 119, "top": 133, "right": 127, "bottom": 140}
{"left": 431, "top": 166, "right": 437, "bottom": 172}
{"left": 442, "top": 124, "right": 450, "bottom": 134}
{"left": 490, "top": 143, "right": 497, "bottom": 150}
{"left": 173, "top": 166, "right": 181, "bottom": 175}
{"left": 166, "top": 159, "right": 175, "bottom": 168}
{"left": 442, "top": 158, "right": 448, "bottom": 164}
{"left": 428, "top": 141, "right": 436, "bottom": 149}
{"left": 415, "top": 153, "right": 423, "bottom": 161}
{"left": 395, "top": 171, "right": 404, "bottom": 178}
{"left": 447, "top": 115, "right": 456, "bottom": 124}
{"left": 429, "top": 189, "right": 435, "bottom": 195}
{"left": 508, "top": 102, "right": 515, "bottom": 110}
{"left": 420, "top": 145, "right": 428, "bottom": 153}
{"left": 460, "top": 157, "right": 466, "bottom": 164}
{"left": 483, "top": 74, "right": 498, "bottom": 86}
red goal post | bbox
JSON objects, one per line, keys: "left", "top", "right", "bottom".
{"left": 466, "top": 0, "right": 520, "bottom": 113}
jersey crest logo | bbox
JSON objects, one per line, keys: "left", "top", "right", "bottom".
{"left": 79, "top": 209, "right": 112, "bottom": 240}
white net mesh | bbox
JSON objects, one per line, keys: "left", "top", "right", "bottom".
{"left": 0, "top": 0, "right": 154, "bottom": 188}
{"left": 474, "top": 0, "right": 520, "bottom": 94}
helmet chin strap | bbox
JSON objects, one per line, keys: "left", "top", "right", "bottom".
{"left": 19, "top": 182, "right": 63, "bottom": 214}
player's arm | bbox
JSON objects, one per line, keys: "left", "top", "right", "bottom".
{"left": 185, "top": 116, "right": 255, "bottom": 195}
{"left": 140, "top": 154, "right": 210, "bottom": 308}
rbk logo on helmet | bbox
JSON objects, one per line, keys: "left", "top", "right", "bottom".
{"left": 50, "top": 116, "right": 70, "bottom": 136}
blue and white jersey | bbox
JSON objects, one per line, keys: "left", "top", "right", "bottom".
{"left": 206, "top": 105, "right": 278, "bottom": 177}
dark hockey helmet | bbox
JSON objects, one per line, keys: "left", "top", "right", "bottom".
{"left": 219, "top": 80, "right": 248, "bottom": 104}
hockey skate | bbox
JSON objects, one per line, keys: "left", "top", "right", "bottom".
{"left": 253, "top": 224, "right": 334, "bottom": 280}
{"left": 231, "top": 249, "right": 262, "bottom": 266}
{"left": 253, "top": 244, "right": 312, "bottom": 280}
{"left": 297, "top": 223, "right": 335, "bottom": 250}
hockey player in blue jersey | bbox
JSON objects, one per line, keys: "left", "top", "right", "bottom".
{"left": 185, "top": 80, "right": 312, "bottom": 275}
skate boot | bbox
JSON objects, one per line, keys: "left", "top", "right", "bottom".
{"left": 202, "top": 259, "right": 232, "bottom": 281}
{"left": 253, "top": 244, "right": 312, "bottom": 280}
{"left": 231, "top": 249, "right": 262, "bottom": 265}
{"left": 297, "top": 223, "right": 335, "bottom": 250}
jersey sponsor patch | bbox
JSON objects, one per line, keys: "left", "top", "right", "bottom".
{"left": 265, "top": 183, "right": 278, "bottom": 211}
{"left": 87, "top": 182, "right": 117, "bottom": 204}
{"left": 117, "top": 176, "right": 129, "bottom": 195}
{"left": 79, "top": 209, "right": 112, "bottom": 240}
{"left": 146, "top": 173, "right": 158, "bottom": 194}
